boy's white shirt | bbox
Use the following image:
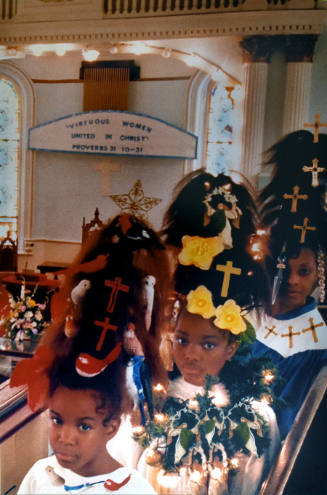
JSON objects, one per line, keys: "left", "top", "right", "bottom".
{"left": 18, "top": 455, "right": 157, "bottom": 494}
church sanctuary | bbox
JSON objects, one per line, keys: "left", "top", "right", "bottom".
{"left": 0, "top": 1, "right": 326, "bottom": 494}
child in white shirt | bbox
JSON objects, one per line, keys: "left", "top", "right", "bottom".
{"left": 12, "top": 214, "right": 168, "bottom": 495}
{"left": 18, "top": 358, "right": 157, "bottom": 494}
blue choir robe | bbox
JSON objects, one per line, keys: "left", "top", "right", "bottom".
{"left": 250, "top": 298, "right": 327, "bottom": 439}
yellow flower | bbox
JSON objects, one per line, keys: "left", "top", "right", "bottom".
{"left": 214, "top": 299, "right": 246, "bottom": 335}
{"left": 27, "top": 299, "right": 37, "bottom": 307}
{"left": 187, "top": 286, "right": 215, "bottom": 319}
{"left": 178, "top": 235, "right": 224, "bottom": 270}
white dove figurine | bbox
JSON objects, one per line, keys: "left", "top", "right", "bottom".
{"left": 141, "top": 275, "right": 156, "bottom": 331}
{"left": 71, "top": 279, "right": 91, "bottom": 305}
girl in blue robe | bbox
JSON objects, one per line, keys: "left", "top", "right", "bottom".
{"left": 250, "top": 130, "right": 327, "bottom": 439}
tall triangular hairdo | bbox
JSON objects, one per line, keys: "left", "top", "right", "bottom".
{"left": 258, "top": 130, "right": 327, "bottom": 303}
{"left": 10, "top": 214, "right": 171, "bottom": 410}
{"left": 161, "top": 169, "right": 270, "bottom": 312}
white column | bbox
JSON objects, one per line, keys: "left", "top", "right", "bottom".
{"left": 184, "top": 71, "right": 212, "bottom": 175}
{"left": 282, "top": 62, "right": 312, "bottom": 135}
{"left": 281, "top": 35, "right": 317, "bottom": 135}
{"left": 241, "top": 62, "right": 269, "bottom": 185}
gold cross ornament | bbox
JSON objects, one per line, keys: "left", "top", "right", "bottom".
{"left": 264, "top": 325, "right": 278, "bottom": 339}
{"left": 216, "top": 260, "right": 242, "bottom": 298}
{"left": 302, "top": 158, "right": 325, "bottom": 188}
{"left": 304, "top": 113, "right": 327, "bottom": 143}
{"left": 302, "top": 317, "right": 323, "bottom": 343}
{"left": 281, "top": 325, "right": 301, "bottom": 348}
{"left": 293, "top": 217, "right": 316, "bottom": 243}
{"left": 283, "top": 185, "right": 308, "bottom": 212}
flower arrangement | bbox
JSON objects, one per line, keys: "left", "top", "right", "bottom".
{"left": 3, "top": 282, "right": 49, "bottom": 342}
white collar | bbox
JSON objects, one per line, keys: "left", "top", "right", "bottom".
{"left": 253, "top": 304, "right": 327, "bottom": 358}
{"left": 45, "top": 456, "right": 131, "bottom": 491}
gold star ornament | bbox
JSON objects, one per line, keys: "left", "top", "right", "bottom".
{"left": 109, "top": 179, "right": 162, "bottom": 218}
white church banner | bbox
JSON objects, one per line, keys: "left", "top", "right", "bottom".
{"left": 28, "top": 111, "right": 197, "bottom": 159}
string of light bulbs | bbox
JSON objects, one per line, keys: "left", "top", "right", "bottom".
{"left": 0, "top": 42, "right": 240, "bottom": 85}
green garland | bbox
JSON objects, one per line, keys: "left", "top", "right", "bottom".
{"left": 133, "top": 357, "right": 280, "bottom": 474}
{"left": 219, "top": 343, "right": 285, "bottom": 413}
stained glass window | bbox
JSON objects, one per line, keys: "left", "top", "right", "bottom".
{"left": 0, "top": 77, "right": 20, "bottom": 241}
{"left": 206, "top": 82, "right": 234, "bottom": 175}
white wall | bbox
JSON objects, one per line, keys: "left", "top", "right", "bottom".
{"left": 32, "top": 77, "right": 189, "bottom": 237}
{"left": 10, "top": 30, "right": 327, "bottom": 268}
{"left": 12, "top": 51, "right": 198, "bottom": 268}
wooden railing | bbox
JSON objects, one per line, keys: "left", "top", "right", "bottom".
{"left": 104, "top": 0, "right": 244, "bottom": 17}
{"left": 0, "top": 0, "right": 15, "bottom": 21}
{"left": 104, "top": 0, "right": 242, "bottom": 17}
{"left": 102, "top": 0, "right": 320, "bottom": 18}
{"left": 0, "top": 0, "right": 322, "bottom": 22}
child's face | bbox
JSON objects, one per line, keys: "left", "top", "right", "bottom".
{"left": 173, "top": 309, "right": 237, "bottom": 386}
{"left": 278, "top": 248, "right": 318, "bottom": 313}
{"left": 48, "top": 386, "right": 119, "bottom": 477}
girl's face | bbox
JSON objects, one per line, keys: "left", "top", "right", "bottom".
{"left": 278, "top": 248, "right": 318, "bottom": 314}
{"left": 48, "top": 386, "right": 119, "bottom": 477}
{"left": 173, "top": 310, "right": 237, "bottom": 386}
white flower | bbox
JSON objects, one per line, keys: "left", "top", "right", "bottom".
{"left": 24, "top": 311, "right": 34, "bottom": 320}
{"left": 174, "top": 437, "right": 187, "bottom": 464}
{"left": 187, "top": 399, "right": 200, "bottom": 412}
{"left": 209, "top": 384, "right": 230, "bottom": 407}
{"left": 35, "top": 311, "right": 43, "bottom": 321}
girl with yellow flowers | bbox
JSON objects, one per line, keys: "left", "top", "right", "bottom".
{"left": 135, "top": 294, "right": 280, "bottom": 495}
{"left": 126, "top": 170, "right": 281, "bottom": 495}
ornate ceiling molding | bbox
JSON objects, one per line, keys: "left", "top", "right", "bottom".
{"left": 0, "top": 11, "right": 326, "bottom": 45}
{"left": 240, "top": 34, "right": 319, "bottom": 63}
